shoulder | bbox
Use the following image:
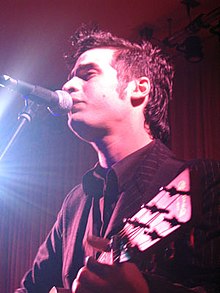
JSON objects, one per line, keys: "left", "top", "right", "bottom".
{"left": 186, "top": 159, "right": 220, "bottom": 187}
{"left": 186, "top": 158, "right": 220, "bottom": 170}
{"left": 60, "top": 183, "right": 86, "bottom": 216}
{"left": 185, "top": 159, "right": 220, "bottom": 227}
{"left": 148, "top": 140, "right": 185, "bottom": 172}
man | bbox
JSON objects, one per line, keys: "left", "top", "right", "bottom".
{"left": 15, "top": 26, "right": 220, "bottom": 293}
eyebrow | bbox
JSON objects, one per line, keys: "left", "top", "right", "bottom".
{"left": 69, "top": 63, "right": 101, "bottom": 79}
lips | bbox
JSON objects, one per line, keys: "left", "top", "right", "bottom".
{"left": 73, "top": 99, "right": 83, "bottom": 104}
{"left": 70, "top": 94, "right": 83, "bottom": 103}
{"left": 70, "top": 98, "right": 85, "bottom": 112}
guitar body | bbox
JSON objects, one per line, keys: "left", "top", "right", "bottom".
{"left": 50, "top": 168, "right": 191, "bottom": 292}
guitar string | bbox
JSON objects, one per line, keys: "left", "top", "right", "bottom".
{"left": 118, "top": 189, "right": 168, "bottom": 240}
{"left": 100, "top": 185, "right": 190, "bottom": 262}
{"left": 117, "top": 193, "right": 171, "bottom": 241}
{"left": 136, "top": 190, "right": 189, "bottom": 229}
{"left": 122, "top": 198, "right": 184, "bottom": 241}
{"left": 118, "top": 191, "right": 178, "bottom": 238}
{"left": 117, "top": 192, "right": 188, "bottom": 249}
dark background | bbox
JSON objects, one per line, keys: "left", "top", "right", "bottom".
{"left": 0, "top": 1, "right": 219, "bottom": 292}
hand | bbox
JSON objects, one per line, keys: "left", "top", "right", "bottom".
{"left": 71, "top": 236, "right": 149, "bottom": 293}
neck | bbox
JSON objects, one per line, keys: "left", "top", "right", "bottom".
{"left": 91, "top": 128, "right": 153, "bottom": 168}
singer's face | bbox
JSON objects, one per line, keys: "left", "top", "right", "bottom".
{"left": 62, "top": 48, "right": 131, "bottom": 142}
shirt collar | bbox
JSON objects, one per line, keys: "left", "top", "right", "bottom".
{"left": 111, "top": 140, "right": 155, "bottom": 192}
{"left": 83, "top": 140, "right": 155, "bottom": 197}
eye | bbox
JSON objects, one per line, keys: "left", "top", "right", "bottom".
{"left": 75, "top": 65, "right": 100, "bottom": 81}
{"left": 82, "top": 70, "right": 97, "bottom": 81}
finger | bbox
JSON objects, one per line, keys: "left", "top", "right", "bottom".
{"left": 72, "top": 277, "right": 93, "bottom": 293}
{"left": 87, "top": 235, "right": 110, "bottom": 252}
{"left": 72, "top": 265, "right": 106, "bottom": 293}
{"left": 85, "top": 256, "right": 112, "bottom": 278}
{"left": 72, "top": 280, "right": 91, "bottom": 293}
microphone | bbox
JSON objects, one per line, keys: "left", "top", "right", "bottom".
{"left": 0, "top": 74, "right": 73, "bottom": 115}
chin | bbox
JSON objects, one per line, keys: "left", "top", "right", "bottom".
{"left": 68, "top": 119, "right": 108, "bottom": 143}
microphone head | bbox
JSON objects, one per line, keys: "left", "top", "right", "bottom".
{"left": 47, "top": 90, "right": 72, "bottom": 116}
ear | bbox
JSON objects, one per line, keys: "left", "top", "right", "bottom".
{"left": 129, "top": 77, "right": 150, "bottom": 106}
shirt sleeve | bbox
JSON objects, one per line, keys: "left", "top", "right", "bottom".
{"left": 14, "top": 208, "right": 64, "bottom": 293}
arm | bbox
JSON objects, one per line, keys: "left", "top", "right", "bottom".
{"left": 14, "top": 209, "right": 64, "bottom": 293}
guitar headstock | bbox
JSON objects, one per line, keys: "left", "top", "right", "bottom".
{"left": 99, "top": 168, "right": 191, "bottom": 264}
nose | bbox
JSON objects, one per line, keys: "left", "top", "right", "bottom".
{"left": 62, "top": 77, "right": 82, "bottom": 93}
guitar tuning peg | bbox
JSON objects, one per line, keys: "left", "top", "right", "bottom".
{"left": 160, "top": 186, "right": 179, "bottom": 196}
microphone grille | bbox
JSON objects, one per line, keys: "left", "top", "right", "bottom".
{"left": 48, "top": 90, "right": 72, "bottom": 116}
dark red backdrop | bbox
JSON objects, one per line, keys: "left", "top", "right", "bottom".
{"left": 0, "top": 2, "right": 219, "bottom": 292}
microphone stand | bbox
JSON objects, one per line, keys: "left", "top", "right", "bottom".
{"left": 0, "top": 99, "right": 40, "bottom": 161}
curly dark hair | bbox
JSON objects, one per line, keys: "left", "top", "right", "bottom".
{"left": 65, "top": 25, "right": 174, "bottom": 143}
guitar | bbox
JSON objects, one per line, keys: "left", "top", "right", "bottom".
{"left": 50, "top": 168, "right": 191, "bottom": 293}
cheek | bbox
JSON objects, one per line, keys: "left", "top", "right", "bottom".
{"left": 85, "top": 77, "right": 119, "bottom": 96}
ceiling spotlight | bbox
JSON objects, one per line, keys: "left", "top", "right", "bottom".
{"left": 177, "top": 35, "right": 204, "bottom": 62}
{"left": 181, "top": 0, "right": 200, "bottom": 17}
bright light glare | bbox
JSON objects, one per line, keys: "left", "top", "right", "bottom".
{"left": 0, "top": 88, "right": 16, "bottom": 120}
